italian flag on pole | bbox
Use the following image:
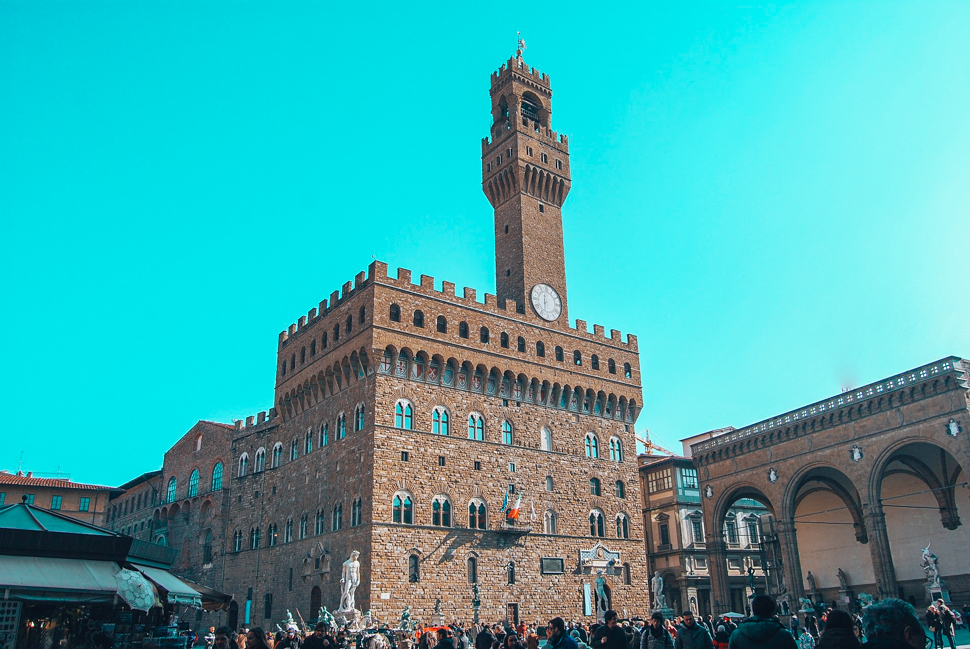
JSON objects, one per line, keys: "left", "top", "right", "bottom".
{"left": 507, "top": 494, "right": 522, "bottom": 520}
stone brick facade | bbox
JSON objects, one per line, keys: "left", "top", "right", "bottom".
{"left": 217, "top": 53, "right": 648, "bottom": 628}
{"left": 106, "top": 470, "right": 163, "bottom": 540}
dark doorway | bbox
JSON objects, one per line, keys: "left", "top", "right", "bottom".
{"left": 227, "top": 600, "right": 239, "bottom": 630}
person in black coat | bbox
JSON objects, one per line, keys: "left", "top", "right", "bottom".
{"left": 592, "top": 612, "right": 628, "bottom": 649}
{"left": 816, "top": 610, "right": 860, "bottom": 649}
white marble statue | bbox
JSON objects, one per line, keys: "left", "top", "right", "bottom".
{"left": 651, "top": 571, "right": 666, "bottom": 609}
{"left": 921, "top": 543, "right": 941, "bottom": 585}
{"left": 339, "top": 550, "right": 362, "bottom": 612}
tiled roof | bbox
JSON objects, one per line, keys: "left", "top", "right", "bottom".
{"left": 0, "top": 471, "right": 117, "bottom": 491}
{"left": 199, "top": 420, "right": 233, "bottom": 430}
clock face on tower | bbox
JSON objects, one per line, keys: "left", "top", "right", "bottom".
{"left": 530, "top": 284, "right": 562, "bottom": 321}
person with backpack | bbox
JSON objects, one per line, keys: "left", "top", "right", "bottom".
{"left": 642, "top": 613, "right": 674, "bottom": 649}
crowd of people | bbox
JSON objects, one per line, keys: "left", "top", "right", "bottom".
{"left": 156, "top": 595, "right": 969, "bottom": 649}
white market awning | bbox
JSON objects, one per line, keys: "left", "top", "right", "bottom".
{"left": 134, "top": 565, "right": 202, "bottom": 607}
{"left": 0, "top": 556, "right": 121, "bottom": 603}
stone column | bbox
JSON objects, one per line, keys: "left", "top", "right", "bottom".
{"left": 777, "top": 518, "right": 805, "bottom": 602}
{"left": 708, "top": 538, "right": 732, "bottom": 615}
{"left": 864, "top": 504, "right": 898, "bottom": 599}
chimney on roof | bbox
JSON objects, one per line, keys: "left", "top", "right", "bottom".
{"left": 16, "top": 470, "right": 24, "bottom": 477}
{"left": 26, "top": 472, "right": 32, "bottom": 478}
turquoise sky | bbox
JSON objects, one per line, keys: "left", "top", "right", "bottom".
{"left": 2, "top": 2, "right": 968, "bottom": 486}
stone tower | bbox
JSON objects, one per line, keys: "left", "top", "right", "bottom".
{"left": 483, "top": 54, "right": 571, "bottom": 324}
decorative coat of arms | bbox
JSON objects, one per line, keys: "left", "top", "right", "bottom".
{"left": 850, "top": 445, "right": 864, "bottom": 462}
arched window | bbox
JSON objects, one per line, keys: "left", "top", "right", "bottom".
{"left": 507, "top": 560, "right": 516, "bottom": 584}
{"left": 623, "top": 562, "right": 632, "bottom": 585}
{"left": 337, "top": 413, "right": 347, "bottom": 439}
{"left": 544, "top": 510, "right": 558, "bottom": 534}
{"left": 517, "top": 336, "right": 526, "bottom": 352}
{"left": 268, "top": 524, "right": 277, "bottom": 547}
{"left": 305, "top": 429, "right": 313, "bottom": 454}
{"left": 238, "top": 454, "right": 249, "bottom": 477}
{"left": 589, "top": 510, "right": 605, "bottom": 537}
{"left": 432, "top": 495, "right": 452, "bottom": 527}
{"left": 432, "top": 407, "right": 450, "bottom": 435}
{"left": 459, "top": 322, "right": 469, "bottom": 339}
{"left": 500, "top": 332, "right": 509, "bottom": 348}
{"left": 395, "top": 401, "right": 413, "bottom": 430}
{"left": 502, "top": 421, "right": 513, "bottom": 445}
{"left": 315, "top": 508, "right": 326, "bottom": 535}
{"left": 408, "top": 555, "right": 420, "bottom": 583}
{"left": 413, "top": 310, "right": 425, "bottom": 328}
{"left": 392, "top": 492, "right": 413, "bottom": 524}
{"left": 333, "top": 323, "right": 340, "bottom": 342}
{"left": 319, "top": 423, "right": 329, "bottom": 447}
{"left": 555, "top": 346, "right": 564, "bottom": 362}
{"left": 250, "top": 526, "right": 261, "bottom": 549}
{"left": 290, "top": 439, "right": 299, "bottom": 461}
{"left": 480, "top": 327, "right": 490, "bottom": 344}
{"left": 281, "top": 362, "right": 286, "bottom": 377}
{"left": 573, "top": 350, "right": 582, "bottom": 366}
{"left": 467, "top": 557, "right": 478, "bottom": 584}
{"left": 536, "top": 341, "right": 545, "bottom": 357}
{"left": 359, "top": 306, "right": 366, "bottom": 324}
{"left": 467, "top": 413, "right": 484, "bottom": 441}
{"left": 585, "top": 433, "right": 599, "bottom": 459}
{"left": 591, "top": 354, "right": 600, "bottom": 370}
{"left": 166, "top": 477, "right": 177, "bottom": 503}
{"left": 590, "top": 477, "right": 601, "bottom": 496}
{"left": 545, "top": 475, "right": 554, "bottom": 491}
{"left": 346, "top": 314, "right": 352, "bottom": 334}
{"left": 352, "top": 498, "right": 362, "bottom": 526}
{"left": 233, "top": 530, "right": 242, "bottom": 553}
{"left": 468, "top": 498, "right": 487, "bottom": 530}
{"left": 321, "top": 332, "right": 328, "bottom": 348}
{"left": 271, "top": 444, "right": 283, "bottom": 468}
{"left": 608, "top": 359, "right": 617, "bottom": 374}
{"left": 284, "top": 518, "right": 293, "bottom": 543}
{"left": 624, "top": 363, "right": 632, "bottom": 378}
{"left": 615, "top": 480, "right": 626, "bottom": 499}
{"left": 609, "top": 437, "right": 623, "bottom": 462}
{"left": 187, "top": 470, "right": 199, "bottom": 497}
{"left": 355, "top": 403, "right": 366, "bottom": 432}
{"left": 300, "top": 347, "right": 306, "bottom": 364}
{"left": 332, "top": 503, "right": 343, "bottom": 531}
{"left": 616, "top": 513, "right": 630, "bottom": 539}
{"left": 211, "top": 462, "right": 223, "bottom": 491}
{"left": 310, "top": 340, "right": 316, "bottom": 356}
{"left": 300, "top": 513, "right": 308, "bottom": 539}
{"left": 541, "top": 427, "right": 552, "bottom": 451}
{"left": 436, "top": 316, "right": 447, "bottom": 333}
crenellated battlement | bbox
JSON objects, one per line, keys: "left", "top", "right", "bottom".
{"left": 491, "top": 55, "right": 551, "bottom": 90}
{"left": 369, "top": 261, "right": 637, "bottom": 351}
{"left": 278, "top": 265, "right": 376, "bottom": 347}
{"left": 481, "top": 125, "right": 569, "bottom": 154}
{"left": 277, "top": 259, "right": 637, "bottom": 352}
{"left": 232, "top": 408, "right": 278, "bottom": 432}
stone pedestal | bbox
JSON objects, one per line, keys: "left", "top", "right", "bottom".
{"left": 838, "top": 590, "right": 853, "bottom": 608}
{"left": 926, "top": 581, "right": 949, "bottom": 605}
{"left": 651, "top": 607, "right": 676, "bottom": 621}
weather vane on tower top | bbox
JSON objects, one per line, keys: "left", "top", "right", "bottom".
{"left": 516, "top": 31, "right": 526, "bottom": 58}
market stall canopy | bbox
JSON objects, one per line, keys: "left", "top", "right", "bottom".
{"left": 180, "top": 578, "right": 233, "bottom": 612}
{"left": 0, "top": 501, "right": 230, "bottom": 610}
{"left": 0, "top": 555, "right": 122, "bottom": 603}
{"left": 134, "top": 566, "right": 202, "bottom": 608}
